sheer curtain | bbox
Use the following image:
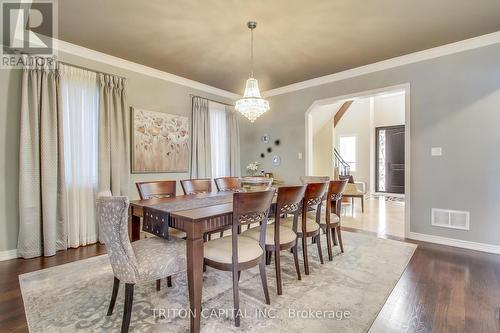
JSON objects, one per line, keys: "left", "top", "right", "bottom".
{"left": 209, "top": 101, "right": 229, "bottom": 178}
{"left": 60, "top": 64, "right": 99, "bottom": 247}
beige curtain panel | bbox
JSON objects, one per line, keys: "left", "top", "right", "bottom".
{"left": 18, "top": 59, "right": 68, "bottom": 258}
{"left": 98, "top": 74, "right": 130, "bottom": 196}
{"left": 190, "top": 97, "right": 212, "bottom": 178}
{"left": 226, "top": 106, "right": 241, "bottom": 177}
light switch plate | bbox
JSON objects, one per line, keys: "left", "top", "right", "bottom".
{"left": 298, "top": 153, "right": 303, "bottom": 160}
{"left": 431, "top": 147, "right": 442, "bottom": 156}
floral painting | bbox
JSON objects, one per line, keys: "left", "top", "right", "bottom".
{"left": 131, "top": 108, "right": 189, "bottom": 172}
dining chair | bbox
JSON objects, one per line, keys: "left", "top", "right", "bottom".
{"left": 308, "top": 179, "right": 348, "bottom": 260}
{"left": 136, "top": 180, "right": 186, "bottom": 288}
{"left": 214, "top": 177, "right": 240, "bottom": 192}
{"left": 180, "top": 178, "right": 212, "bottom": 195}
{"left": 136, "top": 180, "right": 176, "bottom": 199}
{"left": 282, "top": 182, "right": 328, "bottom": 275}
{"left": 299, "top": 176, "right": 330, "bottom": 184}
{"left": 242, "top": 185, "right": 306, "bottom": 295}
{"left": 203, "top": 190, "right": 275, "bottom": 327}
{"left": 96, "top": 195, "right": 186, "bottom": 333}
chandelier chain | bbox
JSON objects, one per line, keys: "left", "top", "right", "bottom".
{"left": 250, "top": 26, "right": 254, "bottom": 77}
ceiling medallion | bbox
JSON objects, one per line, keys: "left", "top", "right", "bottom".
{"left": 235, "top": 21, "right": 270, "bottom": 123}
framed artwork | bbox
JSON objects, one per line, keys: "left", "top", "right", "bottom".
{"left": 131, "top": 107, "right": 189, "bottom": 173}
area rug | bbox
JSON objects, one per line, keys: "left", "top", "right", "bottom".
{"left": 19, "top": 231, "right": 416, "bottom": 332}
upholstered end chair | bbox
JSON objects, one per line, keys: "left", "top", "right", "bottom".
{"left": 96, "top": 196, "right": 186, "bottom": 333}
{"left": 343, "top": 182, "right": 366, "bottom": 212}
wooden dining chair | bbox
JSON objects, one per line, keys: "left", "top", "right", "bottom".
{"left": 180, "top": 178, "right": 212, "bottom": 195}
{"left": 282, "top": 182, "right": 328, "bottom": 275}
{"left": 136, "top": 180, "right": 185, "bottom": 288}
{"left": 242, "top": 185, "right": 306, "bottom": 295}
{"left": 214, "top": 177, "right": 240, "bottom": 192}
{"left": 203, "top": 190, "right": 275, "bottom": 327}
{"left": 299, "top": 176, "right": 330, "bottom": 184}
{"left": 309, "top": 179, "right": 349, "bottom": 260}
{"left": 96, "top": 195, "right": 186, "bottom": 333}
{"left": 136, "top": 180, "right": 176, "bottom": 199}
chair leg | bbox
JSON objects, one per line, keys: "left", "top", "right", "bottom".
{"left": 107, "top": 277, "right": 120, "bottom": 316}
{"left": 316, "top": 235, "right": 324, "bottom": 264}
{"left": 302, "top": 236, "right": 310, "bottom": 275}
{"left": 361, "top": 197, "right": 365, "bottom": 213}
{"left": 274, "top": 248, "right": 283, "bottom": 295}
{"left": 219, "top": 230, "right": 224, "bottom": 238}
{"left": 332, "top": 228, "right": 338, "bottom": 245}
{"left": 259, "top": 258, "right": 271, "bottom": 305}
{"left": 121, "top": 283, "right": 134, "bottom": 333}
{"left": 325, "top": 227, "right": 333, "bottom": 261}
{"left": 156, "top": 279, "right": 161, "bottom": 291}
{"left": 292, "top": 244, "right": 301, "bottom": 281}
{"left": 266, "top": 251, "right": 272, "bottom": 265}
{"left": 232, "top": 268, "right": 241, "bottom": 327}
{"left": 167, "top": 276, "right": 172, "bottom": 287}
{"left": 337, "top": 226, "right": 344, "bottom": 253}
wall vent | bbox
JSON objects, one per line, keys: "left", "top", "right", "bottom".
{"left": 431, "top": 208, "right": 470, "bottom": 230}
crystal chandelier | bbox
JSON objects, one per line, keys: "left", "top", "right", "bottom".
{"left": 235, "top": 21, "right": 270, "bottom": 122}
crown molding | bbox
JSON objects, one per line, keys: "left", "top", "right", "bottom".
{"left": 263, "top": 30, "right": 500, "bottom": 97}
{"left": 54, "top": 39, "right": 240, "bottom": 100}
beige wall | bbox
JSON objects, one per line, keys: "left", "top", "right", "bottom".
{"left": 0, "top": 51, "right": 235, "bottom": 252}
{"left": 312, "top": 120, "right": 333, "bottom": 177}
{"left": 334, "top": 98, "right": 371, "bottom": 187}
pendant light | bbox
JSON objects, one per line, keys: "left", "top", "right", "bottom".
{"left": 235, "top": 21, "right": 270, "bottom": 122}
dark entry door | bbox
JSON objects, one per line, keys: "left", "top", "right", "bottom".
{"left": 376, "top": 125, "right": 405, "bottom": 194}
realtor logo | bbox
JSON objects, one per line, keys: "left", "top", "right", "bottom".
{"left": 1, "top": 0, "right": 57, "bottom": 68}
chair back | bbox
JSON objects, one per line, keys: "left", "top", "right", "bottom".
{"left": 214, "top": 177, "right": 240, "bottom": 192}
{"left": 136, "top": 180, "right": 176, "bottom": 199}
{"left": 180, "top": 178, "right": 212, "bottom": 195}
{"left": 274, "top": 185, "right": 307, "bottom": 224}
{"left": 297, "top": 182, "right": 328, "bottom": 232}
{"left": 300, "top": 176, "right": 330, "bottom": 184}
{"left": 96, "top": 196, "right": 139, "bottom": 283}
{"left": 327, "top": 179, "right": 349, "bottom": 216}
{"left": 339, "top": 174, "right": 355, "bottom": 184}
{"left": 231, "top": 190, "right": 275, "bottom": 263}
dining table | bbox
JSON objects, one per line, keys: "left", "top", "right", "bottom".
{"left": 128, "top": 191, "right": 276, "bottom": 333}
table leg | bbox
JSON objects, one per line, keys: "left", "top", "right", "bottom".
{"left": 130, "top": 214, "right": 141, "bottom": 242}
{"left": 186, "top": 224, "right": 204, "bottom": 333}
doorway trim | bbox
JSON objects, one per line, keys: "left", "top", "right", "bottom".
{"left": 304, "top": 83, "right": 411, "bottom": 237}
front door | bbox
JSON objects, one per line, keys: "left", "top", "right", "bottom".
{"left": 376, "top": 125, "right": 405, "bottom": 194}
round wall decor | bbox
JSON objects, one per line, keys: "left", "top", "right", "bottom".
{"left": 272, "top": 155, "right": 281, "bottom": 166}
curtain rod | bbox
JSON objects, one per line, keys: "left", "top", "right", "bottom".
{"left": 58, "top": 61, "right": 127, "bottom": 81}
{"left": 190, "top": 94, "right": 235, "bottom": 107}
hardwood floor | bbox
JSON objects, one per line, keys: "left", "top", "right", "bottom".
{"left": 0, "top": 234, "right": 499, "bottom": 332}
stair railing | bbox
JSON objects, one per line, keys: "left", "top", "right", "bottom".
{"left": 333, "top": 148, "right": 350, "bottom": 176}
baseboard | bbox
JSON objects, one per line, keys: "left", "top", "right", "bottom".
{"left": 407, "top": 232, "right": 500, "bottom": 255}
{"left": 0, "top": 249, "right": 18, "bottom": 261}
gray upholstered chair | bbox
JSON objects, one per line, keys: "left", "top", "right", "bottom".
{"left": 96, "top": 195, "right": 186, "bottom": 333}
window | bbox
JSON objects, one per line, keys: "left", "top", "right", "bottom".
{"left": 209, "top": 101, "right": 230, "bottom": 178}
{"left": 339, "top": 135, "right": 357, "bottom": 172}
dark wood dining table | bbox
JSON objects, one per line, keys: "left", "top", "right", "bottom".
{"left": 129, "top": 191, "right": 271, "bottom": 333}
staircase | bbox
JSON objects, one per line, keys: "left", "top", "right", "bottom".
{"left": 333, "top": 148, "right": 350, "bottom": 176}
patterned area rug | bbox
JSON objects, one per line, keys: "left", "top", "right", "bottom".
{"left": 20, "top": 232, "right": 416, "bottom": 332}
